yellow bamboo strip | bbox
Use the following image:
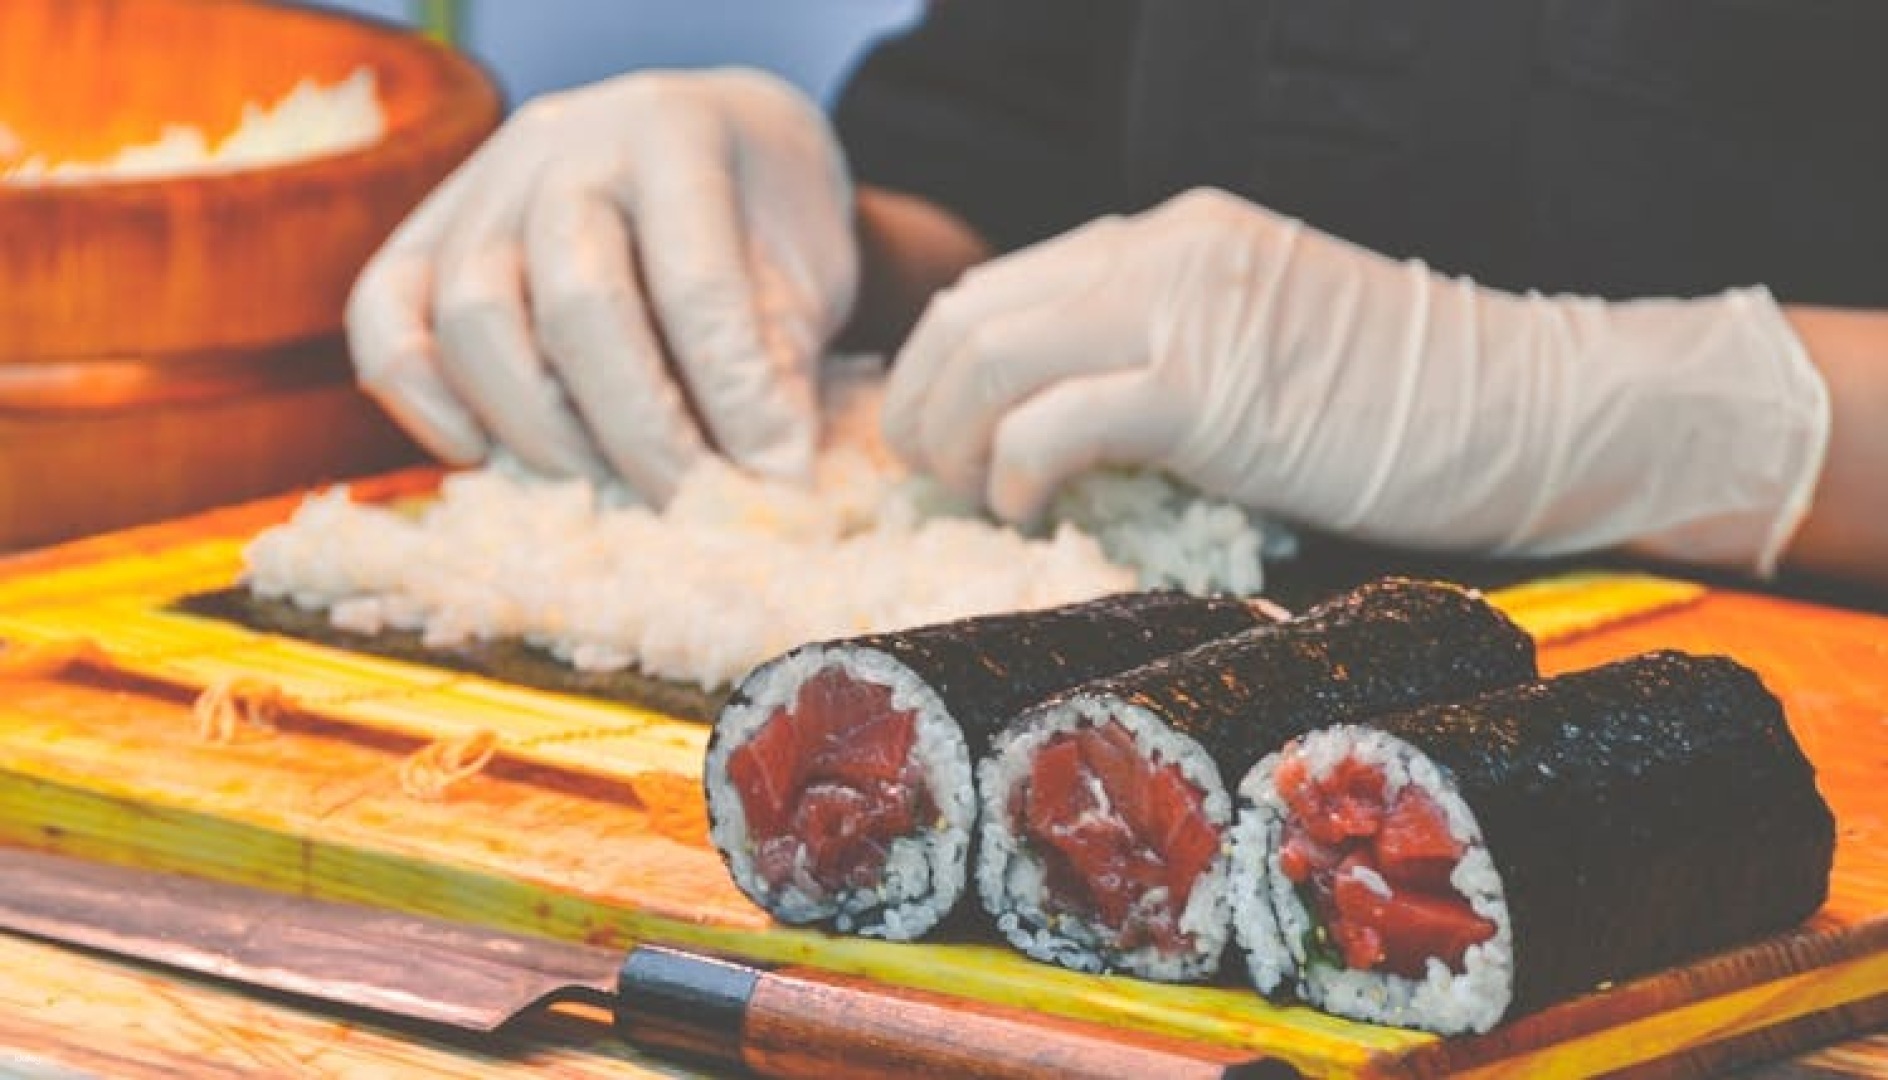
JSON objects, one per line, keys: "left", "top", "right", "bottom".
{"left": 0, "top": 538, "right": 244, "bottom": 610}
{"left": 0, "top": 637, "right": 104, "bottom": 678}
{"left": 173, "top": 637, "right": 462, "bottom": 704}
{"left": 0, "top": 713, "right": 757, "bottom": 934}
{"left": 426, "top": 675, "right": 680, "bottom": 735}
{"left": 1489, "top": 572, "right": 1707, "bottom": 644}
{"left": 0, "top": 610, "right": 77, "bottom": 647}
{"left": 1, "top": 588, "right": 709, "bottom": 785}
{"left": 1445, "top": 952, "right": 1888, "bottom": 1079}
{"left": 0, "top": 599, "right": 260, "bottom": 659}
{"left": 290, "top": 690, "right": 522, "bottom": 747}
{"left": 498, "top": 718, "right": 709, "bottom": 785}
{"left": 0, "top": 933, "right": 700, "bottom": 1080}
{"left": 169, "top": 645, "right": 706, "bottom": 783}
{"left": 214, "top": 629, "right": 461, "bottom": 689}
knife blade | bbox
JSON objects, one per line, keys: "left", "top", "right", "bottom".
{"left": 0, "top": 847, "right": 1297, "bottom": 1080}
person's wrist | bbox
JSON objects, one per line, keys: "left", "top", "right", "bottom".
{"left": 1616, "top": 287, "right": 1831, "bottom": 575}
{"left": 838, "top": 186, "right": 992, "bottom": 354}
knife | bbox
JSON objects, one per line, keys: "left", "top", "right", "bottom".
{"left": 0, "top": 847, "right": 1296, "bottom": 1080}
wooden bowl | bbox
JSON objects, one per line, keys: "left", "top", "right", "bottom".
{"left": 0, "top": 0, "right": 500, "bottom": 362}
{"left": 0, "top": 0, "right": 501, "bottom": 549}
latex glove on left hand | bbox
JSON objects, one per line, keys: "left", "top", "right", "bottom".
{"left": 883, "top": 188, "right": 1828, "bottom": 574}
{"left": 346, "top": 69, "right": 857, "bottom": 503}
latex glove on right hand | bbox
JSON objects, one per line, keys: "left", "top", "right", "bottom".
{"left": 885, "top": 189, "right": 1829, "bottom": 574}
{"left": 347, "top": 69, "right": 858, "bottom": 503}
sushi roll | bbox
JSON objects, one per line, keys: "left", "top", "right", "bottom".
{"left": 1230, "top": 651, "right": 1835, "bottom": 1035}
{"left": 705, "top": 591, "right": 1279, "bottom": 939}
{"left": 977, "top": 579, "right": 1537, "bottom": 981}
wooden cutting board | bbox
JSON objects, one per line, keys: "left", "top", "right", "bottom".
{"left": 0, "top": 472, "right": 1881, "bottom": 1079}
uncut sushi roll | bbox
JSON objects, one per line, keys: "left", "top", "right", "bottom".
{"left": 1230, "top": 651, "right": 1835, "bottom": 1035}
{"left": 705, "top": 591, "right": 1280, "bottom": 940}
{"left": 977, "top": 578, "right": 1537, "bottom": 981}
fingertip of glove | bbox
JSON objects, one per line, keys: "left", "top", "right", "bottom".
{"left": 365, "top": 373, "right": 489, "bottom": 466}
{"left": 986, "top": 465, "right": 1049, "bottom": 528}
{"left": 877, "top": 387, "right": 928, "bottom": 470}
{"left": 732, "top": 425, "right": 817, "bottom": 486}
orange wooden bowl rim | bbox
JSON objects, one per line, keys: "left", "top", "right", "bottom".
{"left": 0, "top": 2, "right": 502, "bottom": 371}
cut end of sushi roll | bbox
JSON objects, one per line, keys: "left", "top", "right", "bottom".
{"left": 977, "top": 694, "right": 1235, "bottom": 982}
{"left": 706, "top": 645, "right": 976, "bottom": 940}
{"left": 1232, "top": 726, "right": 1514, "bottom": 1035}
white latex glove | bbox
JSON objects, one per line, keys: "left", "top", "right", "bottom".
{"left": 884, "top": 188, "right": 1830, "bottom": 574}
{"left": 346, "top": 69, "right": 857, "bottom": 502}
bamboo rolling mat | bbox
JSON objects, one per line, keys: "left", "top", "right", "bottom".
{"left": 0, "top": 471, "right": 1882, "bottom": 1079}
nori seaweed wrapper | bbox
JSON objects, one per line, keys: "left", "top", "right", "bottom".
{"left": 1045, "top": 578, "right": 1539, "bottom": 785}
{"left": 1365, "top": 650, "right": 1835, "bottom": 1016}
{"left": 706, "top": 590, "right": 1279, "bottom": 936}
{"left": 177, "top": 587, "right": 726, "bottom": 721}
{"left": 717, "top": 590, "right": 1276, "bottom": 760}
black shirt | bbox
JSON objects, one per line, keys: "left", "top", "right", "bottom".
{"left": 833, "top": 1, "right": 1888, "bottom": 306}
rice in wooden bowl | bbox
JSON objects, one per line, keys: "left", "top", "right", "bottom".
{"left": 0, "top": 0, "right": 500, "bottom": 548}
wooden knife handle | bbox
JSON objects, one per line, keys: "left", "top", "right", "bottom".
{"left": 616, "top": 946, "right": 1297, "bottom": 1080}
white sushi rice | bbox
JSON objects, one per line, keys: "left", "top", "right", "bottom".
{"left": 705, "top": 644, "right": 975, "bottom": 939}
{"left": 5, "top": 68, "right": 384, "bottom": 182}
{"left": 1230, "top": 726, "right": 1515, "bottom": 1035}
{"left": 243, "top": 363, "right": 1289, "bottom": 692}
{"left": 1050, "top": 472, "right": 1293, "bottom": 598}
{"left": 976, "top": 693, "right": 1236, "bottom": 982}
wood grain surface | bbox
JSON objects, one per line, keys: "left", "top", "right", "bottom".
{"left": 0, "top": 360, "right": 423, "bottom": 551}
{"left": 0, "top": 482, "right": 1881, "bottom": 1078}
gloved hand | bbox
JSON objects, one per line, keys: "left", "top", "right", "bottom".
{"left": 884, "top": 188, "right": 1829, "bottom": 573}
{"left": 347, "top": 69, "right": 858, "bottom": 502}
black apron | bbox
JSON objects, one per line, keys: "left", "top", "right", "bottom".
{"left": 835, "top": 0, "right": 1888, "bottom": 306}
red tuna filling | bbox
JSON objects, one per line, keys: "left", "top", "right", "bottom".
{"left": 1018, "top": 722, "right": 1220, "bottom": 953}
{"left": 1274, "top": 751, "right": 1496, "bottom": 978}
{"left": 725, "top": 667, "right": 936, "bottom": 898}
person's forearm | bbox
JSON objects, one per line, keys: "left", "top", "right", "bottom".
{"left": 836, "top": 185, "right": 993, "bottom": 354}
{"left": 1780, "top": 305, "right": 1888, "bottom": 587}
